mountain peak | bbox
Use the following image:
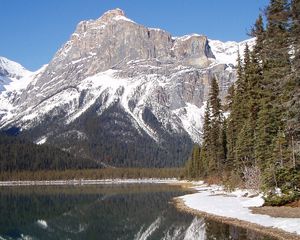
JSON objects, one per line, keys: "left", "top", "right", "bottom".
{"left": 103, "top": 8, "right": 125, "bottom": 17}
{"left": 99, "top": 8, "right": 126, "bottom": 21}
{"left": 0, "top": 56, "right": 30, "bottom": 79}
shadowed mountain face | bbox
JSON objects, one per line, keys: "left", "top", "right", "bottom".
{"left": 0, "top": 9, "right": 255, "bottom": 167}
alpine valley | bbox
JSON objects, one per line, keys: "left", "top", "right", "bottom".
{"left": 0, "top": 9, "right": 255, "bottom": 167}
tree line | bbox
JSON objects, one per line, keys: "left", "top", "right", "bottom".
{"left": 0, "top": 167, "right": 183, "bottom": 181}
{"left": 185, "top": 0, "right": 300, "bottom": 205}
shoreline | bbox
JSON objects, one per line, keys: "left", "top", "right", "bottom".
{"left": 173, "top": 182, "right": 300, "bottom": 240}
{"left": 173, "top": 197, "right": 300, "bottom": 240}
{"left": 0, "top": 178, "right": 180, "bottom": 187}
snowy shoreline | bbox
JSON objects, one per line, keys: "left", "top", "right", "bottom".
{"left": 0, "top": 178, "right": 180, "bottom": 187}
{"left": 176, "top": 182, "right": 300, "bottom": 238}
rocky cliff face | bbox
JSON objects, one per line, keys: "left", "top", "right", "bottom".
{"left": 0, "top": 9, "right": 255, "bottom": 167}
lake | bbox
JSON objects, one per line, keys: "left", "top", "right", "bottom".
{"left": 0, "top": 184, "right": 275, "bottom": 240}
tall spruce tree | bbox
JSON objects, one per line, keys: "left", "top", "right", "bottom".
{"left": 200, "top": 102, "right": 212, "bottom": 175}
{"left": 251, "top": 14, "right": 265, "bottom": 60}
{"left": 234, "top": 44, "right": 256, "bottom": 169}
{"left": 184, "top": 144, "right": 202, "bottom": 178}
{"left": 225, "top": 85, "right": 236, "bottom": 168}
{"left": 229, "top": 51, "right": 249, "bottom": 169}
{"left": 286, "top": 0, "right": 300, "bottom": 169}
{"left": 208, "top": 77, "right": 225, "bottom": 172}
{"left": 255, "top": 0, "right": 291, "bottom": 170}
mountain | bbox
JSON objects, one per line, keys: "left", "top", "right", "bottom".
{"left": 0, "top": 57, "right": 32, "bottom": 92}
{"left": 0, "top": 9, "right": 255, "bottom": 167}
{"left": 208, "top": 38, "right": 255, "bottom": 65}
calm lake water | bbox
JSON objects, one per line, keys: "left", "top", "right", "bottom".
{"left": 0, "top": 184, "right": 275, "bottom": 240}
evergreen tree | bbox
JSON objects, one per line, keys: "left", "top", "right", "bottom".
{"left": 286, "top": 0, "right": 300, "bottom": 169}
{"left": 208, "top": 77, "right": 225, "bottom": 172}
{"left": 184, "top": 144, "right": 201, "bottom": 178}
{"left": 225, "top": 85, "right": 236, "bottom": 167}
{"left": 251, "top": 14, "right": 265, "bottom": 60}
{"left": 236, "top": 118, "right": 254, "bottom": 169}
{"left": 231, "top": 45, "right": 260, "bottom": 170}
{"left": 200, "top": 102, "right": 212, "bottom": 175}
{"left": 229, "top": 50, "right": 250, "bottom": 169}
{"left": 255, "top": 0, "right": 291, "bottom": 169}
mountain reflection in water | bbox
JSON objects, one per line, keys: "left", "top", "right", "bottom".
{"left": 0, "top": 184, "right": 274, "bottom": 240}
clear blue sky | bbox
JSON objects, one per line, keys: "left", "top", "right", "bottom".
{"left": 0, "top": 0, "right": 269, "bottom": 71}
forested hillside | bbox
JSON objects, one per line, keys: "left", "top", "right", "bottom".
{"left": 0, "top": 134, "right": 99, "bottom": 171}
{"left": 185, "top": 0, "right": 300, "bottom": 204}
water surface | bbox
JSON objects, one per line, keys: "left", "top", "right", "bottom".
{"left": 0, "top": 184, "right": 275, "bottom": 240}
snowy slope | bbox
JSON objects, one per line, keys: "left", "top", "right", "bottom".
{"left": 0, "top": 56, "right": 29, "bottom": 79}
{"left": 1, "top": 68, "right": 203, "bottom": 143}
{"left": 0, "top": 64, "right": 46, "bottom": 122}
{"left": 0, "top": 56, "right": 31, "bottom": 92}
{"left": 208, "top": 38, "right": 256, "bottom": 65}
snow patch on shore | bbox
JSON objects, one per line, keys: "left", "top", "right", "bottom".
{"left": 180, "top": 182, "right": 300, "bottom": 235}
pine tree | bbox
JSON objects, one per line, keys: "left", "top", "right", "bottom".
{"left": 200, "top": 102, "right": 212, "bottom": 175}
{"left": 236, "top": 118, "right": 254, "bottom": 169}
{"left": 184, "top": 144, "right": 201, "bottom": 178}
{"left": 221, "top": 118, "right": 228, "bottom": 167}
{"left": 210, "top": 77, "right": 222, "bottom": 123}
{"left": 251, "top": 14, "right": 265, "bottom": 60}
{"left": 272, "top": 130, "right": 291, "bottom": 168}
{"left": 229, "top": 49, "right": 250, "bottom": 170}
{"left": 192, "top": 144, "right": 202, "bottom": 176}
{"left": 233, "top": 50, "right": 248, "bottom": 127}
{"left": 208, "top": 77, "right": 225, "bottom": 172}
{"left": 232, "top": 46, "right": 260, "bottom": 169}
{"left": 225, "top": 52, "right": 245, "bottom": 167}
{"left": 225, "top": 84, "right": 236, "bottom": 168}
{"left": 286, "top": 0, "right": 300, "bottom": 169}
{"left": 224, "top": 84, "right": 235, "bottom": 111}
{"left": 255, "top": 0, "right": 291, "bottom": 171}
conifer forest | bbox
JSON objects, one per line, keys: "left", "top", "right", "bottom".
{"left": 184, "top": 0, "right": 300, "bottom": 205}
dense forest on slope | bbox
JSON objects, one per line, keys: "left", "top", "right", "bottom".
{"left": 0, "top": 134, "right": 100, "bottom": 171}
{"left": 185, "top": 0, "right": 300, "bottom": 205}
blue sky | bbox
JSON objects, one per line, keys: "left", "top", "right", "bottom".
{"left": 0, "top": 0, "right": 269, "bottom": 71}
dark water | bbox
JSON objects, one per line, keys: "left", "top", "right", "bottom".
{"left": 0, "top": 184, "right": 275, "bottom": 240}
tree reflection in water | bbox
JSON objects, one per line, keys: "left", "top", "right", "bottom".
{"left": 0, "top": 184, "right": 274, "bottom": 240}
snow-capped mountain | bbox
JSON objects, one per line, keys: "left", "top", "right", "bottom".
{"left": 0, "top": 61, "right": 46, "bottom": 124}
{"left": 0, "top": 57, "right": 32, "bottom": 92}
{"left": 208, "top": 38, "right": 256, "bottom": 65}
{"left": 0, "top": 9, "right": 255, "bottom": 167}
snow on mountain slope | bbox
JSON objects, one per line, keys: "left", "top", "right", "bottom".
{"left": 0, "top": 56, "right": 29, "bottom": 78}
{"left": 208, "top": 38, "right": 256, "bottom": 65}
{"left": 0, "top": 64, "right": 46, "bottom": 121}
{"left": 0, "top": 56, "right": 31, "bottom": 92}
